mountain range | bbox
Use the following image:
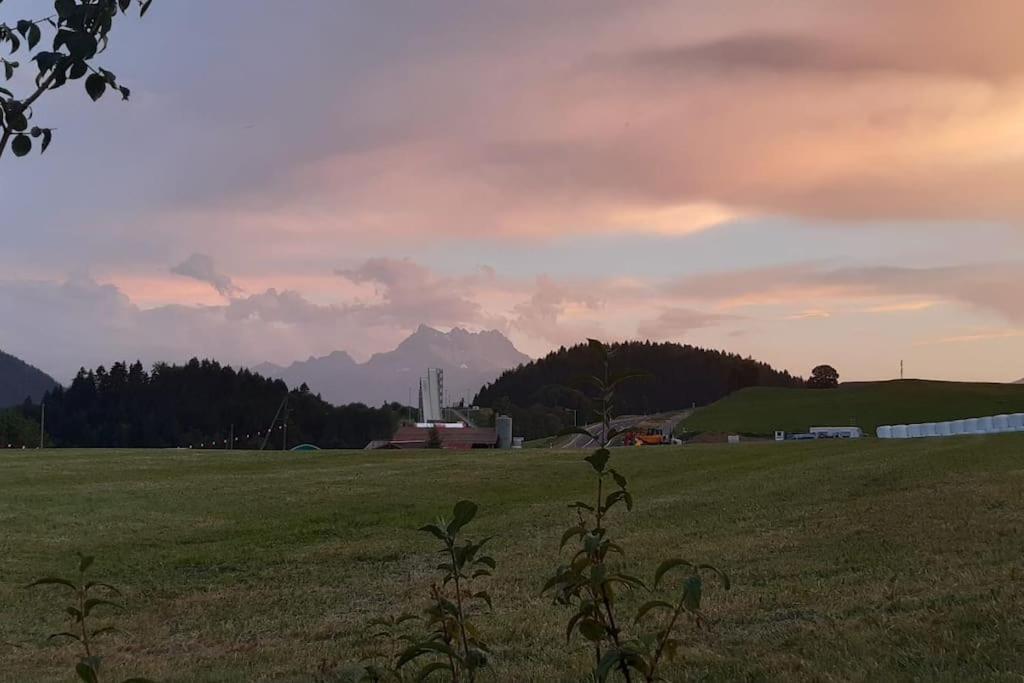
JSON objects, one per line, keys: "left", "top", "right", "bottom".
{"left": 255, "top": 325, "right": 530, "bottom": 406}
{"left": 0, "top": 349, "right": 59, "bottom": 408}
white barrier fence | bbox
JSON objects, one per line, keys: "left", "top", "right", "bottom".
{"left": 877, "top": 413, "right": 1024, "bottom": 439}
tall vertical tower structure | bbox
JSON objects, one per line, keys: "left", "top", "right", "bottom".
{"left": 418, "top": 368, "right": 444, "bottom": 422}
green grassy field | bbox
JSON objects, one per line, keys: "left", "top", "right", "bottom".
{"left": 684, "top": 379, "right": 1024, "bottom": 436}
{"left": 2, "top": 437, "right": 1023, "bottom": 681}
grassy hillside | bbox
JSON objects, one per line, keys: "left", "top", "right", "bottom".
{"left": 2, "top": 437, "right": 1023, "bottom": 681}
{"left": 684, "top": 379, "right": 1024, "bottom": 436}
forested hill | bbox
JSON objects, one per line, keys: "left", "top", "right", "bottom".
{"left": 34, "top": 359, "right": 402, "bottom": 449}
{"left": 474, "top": 340, "right": 802, "bottom": 431}
{"left": 0, "top": 350, "right": 59, "bottom": 408}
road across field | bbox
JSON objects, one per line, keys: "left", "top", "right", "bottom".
{"left": 559, "top": 410, "right": 690, "bottom": 448}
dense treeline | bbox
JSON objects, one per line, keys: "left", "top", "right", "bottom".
{"left": 0, "top": 407, "right": 42, "bottom": 448}
{"left": 26, "top": 359, "right": 403, "bottom": 449}
{"left": 475, "top": 340, "right": 803, "bottom": 439}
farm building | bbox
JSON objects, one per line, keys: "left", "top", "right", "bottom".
{"left": 809, "top": 426, "right": 862, "bottom": 439}
{"left": 376, "top": 422, "right": 499, "bottom": 450}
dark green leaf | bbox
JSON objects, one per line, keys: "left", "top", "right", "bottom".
{"left": 654, "top": 558, "right": 694, "bottom": 589}
{"left": 565, "top": 610, "right": 585, "bottom": 643}
{"left": 55, "top": 0, "right": 77, "bottom": 19}
{"left": 85, "top": 73, "right": 106, "bottom": 101}
{"left": 25, "top": 576, "right": 76, "bottom": 591}
{"left": 584, "top": 448, "right": 610, "bottom": 473}
{"left": 447, "top": 500, "right": 477, "bottom": 535}
{"left": 6, "top": 108, "right": 27, "bottom": 131}
{"left": 90, "top": 626, "right": 121, "bottom": 638}
{"left": 85, "top": 581, "right": 122, "bottom": 596}
{"left": 682, "top": 574, "right": 702, "bottom": 611}
{"left": 596, "top": 649, "right": 622, "bottom": 682}
{"left": 634, "top": 600, "right": 674, "bottom": 623}
{"left": 418, "top": 523, "right": 447, "bottom": 541}
{"left": 83, "top": 598, "right": 122, "bottom": 616}
{"left": 27, "top": 23, "right": 41, "bottom": 50}
{"left": 560, "top": 525, "right": 584, "bottom": 549}
{"left": 578, "top": 618, "right": 606, "bottom": 642}
{"left": 33, "top": 51, "right": 62, "bottom": 73}
{"left": 75, "top": 661, "right": 99, "bottom": 683}
{"left": 11, "top": 132, "right": 30, "bottom": 157}
{"left": 69, "top": 60, "right": 88, "bottom": 80}
{"left": 698, "top": 563, "right": 732, "bottom": 590}
{"left": 609, "top": 468, "right": 627, "bottom": 489}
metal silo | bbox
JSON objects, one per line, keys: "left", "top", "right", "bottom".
{"left": 496, "top": 415, "right": 513, "bottom": 449}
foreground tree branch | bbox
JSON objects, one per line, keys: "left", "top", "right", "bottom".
{"left": 0, "top": 0, "right": 154, "bottom": 160}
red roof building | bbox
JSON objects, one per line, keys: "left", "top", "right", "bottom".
{"left": 383, "top": 424, "right": 498, "bottom": 450}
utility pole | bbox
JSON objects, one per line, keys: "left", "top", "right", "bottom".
{"left": 39, "top": 402, "right": 45, "bottom": 449}
{"left": 900, "top": 360, "right": 904, "bottom": 380}
{"left": 260, "top": 395, "right": 288, "bottom": 451}
{"left": 229, "top": 423, "right": 234, "bottom": 450}
{"left": 282, "top": 406, "right": 288, "bottom": 451}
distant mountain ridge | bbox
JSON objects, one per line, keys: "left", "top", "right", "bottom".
{"left": 256, "top": 326, "right": 530, "bottom": 406}
{"left": 0, "top": 349, "right": 60, "bottom": 408}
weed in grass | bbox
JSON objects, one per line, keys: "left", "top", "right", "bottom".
{"left": 364, "top": 500, "right": 496, "bottom": 682}
{"left": 546, "top": 339, "right": 730, "bottom": 681}
{"left": 25, "top": 552, "right": 153, "bottom": 683}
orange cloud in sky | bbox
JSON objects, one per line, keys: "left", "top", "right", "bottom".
{"left": 6, "top": 1, "right": 1024, "bottom": 384}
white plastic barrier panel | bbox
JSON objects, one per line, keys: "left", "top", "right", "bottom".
{"left": 877, "top": 414, "right": 1024, "bottom": 440}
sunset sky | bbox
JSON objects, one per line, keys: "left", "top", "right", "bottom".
{"left": 3, "top": 0, "right": 1024, "bottom": 384}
